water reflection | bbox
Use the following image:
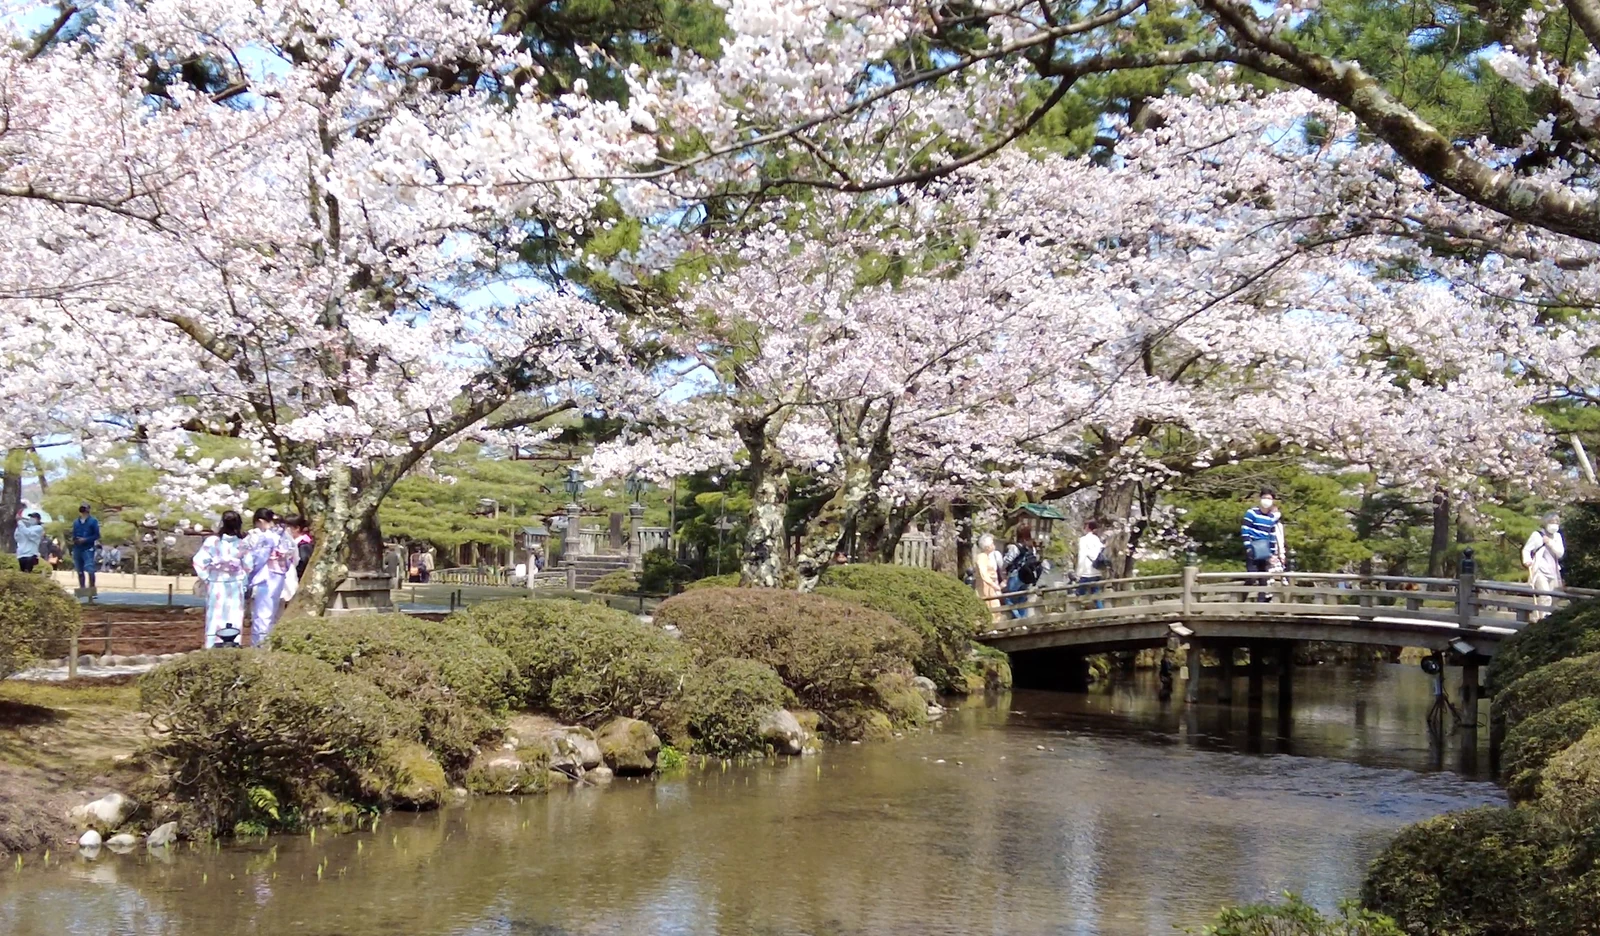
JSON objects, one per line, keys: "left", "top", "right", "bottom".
{"left": 0, "top": 665, "right": 1503, "bottom": 936}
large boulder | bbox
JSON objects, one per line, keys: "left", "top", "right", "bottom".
{"left": 381, "top": 741, "right": 448, "bottom": 810}
{"left": 548, "top": 726, "right": 604, "bottom": 770}
{"left": 463, "top": 748, "right": 549, "bottom": 795}
{"left": 758, "top": 709, "right": 806, "bottom": 756}
{"left": 146, "top": 821, "right": 179, "bottom": 848}
{"left": 597, "top": 717, "right": 661, "bottom": 775}
{"left": 69, "top": 793, "right": 135, "bottom": 833}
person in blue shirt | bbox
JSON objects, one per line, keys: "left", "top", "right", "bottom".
{"left": 1241, "top": 488, "right": 1284, "bottom": 602}
{"left": 71, "top": 502, "right": 101, "bottom": 590}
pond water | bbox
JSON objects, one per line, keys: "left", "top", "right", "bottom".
{"left": 1, "top": 665, "right": 1503, "bottom": 935}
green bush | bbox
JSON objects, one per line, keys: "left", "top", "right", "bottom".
{"left": 1540, "top": 726, "right": 1600, "bottom": 830}
{"left": 679, "top": 658, "right": 792, "bottom": 757}
{"left": 1489, "top": 599, "right": 1600, "bottom": 693}
{"left": 449, "top": 598, "right": 690, "bottom": 724}
{"left": 0, "top": 568, "right": 81, "bottom": 679}
{"left": 589, "top": 569, "right": 641, "bottom": 595}
{"left": 1202, "top": 895, "right": 1402, "bottom": 936}
{"left": 1495, "top": 652, "right": 1600, "bottom": 735}
{"left": 1503, "top": 699, "right": 1600, "bottom": 803}
{"left": 817, "top": 564, "right": 985, "bottom": 693}
{"left": 139, "top": 651, "right": 416, "bottom": 834}
{"left": 1361, "top": 806, "right": 1573, "bottom": 936}
{"left": 654, "top": 587, "right": 917, "bottom": 726}
{"left": 639, "top": 547, "right": 693, "bottom": 595}
{"left": 683, "top": 572, "right": 741, "bottom": 591}
{"left": 0, "top": 554, "right": 18, "bottom": 573}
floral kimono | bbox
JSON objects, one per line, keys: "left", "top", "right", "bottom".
{"left": 244, "top": 527, "right": 298, "bottom": 645}
{"left": 194, "top": 534, "right": 248, "bottom": 647}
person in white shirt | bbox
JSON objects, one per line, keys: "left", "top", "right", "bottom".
{"left": 1523, "top": 513, "right": 1566, "bottom": 619}
{"left": 13, "top": 510, "right": 44, "bottom": 573}
{"left": 1077, "top": 520, "right": 1107, "bottom": 609}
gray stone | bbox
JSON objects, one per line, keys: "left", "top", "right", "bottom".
{"left": 927, "top": 704, "right": 945, "bottom": 718}
{"left": 548, "top": 726, "right": 604, "bottom": 770}
{"left": 78, "top": 654, "right": 96, "bottom": 669}
{"left": 596, "top": 717, "right": 661, "bottom": 775}
{"left": 105, "top": 833, "right": 140, "bottom": 850}
{"left": 911, "top": 676, "right": 939, "bottom": 705}
{"left": 758, "top": 709, "right": 806, "bottom": 756}
{"left": 585, "top": 766, "right": 615, "bottom": 784}
{"left": 146, "top": 822, "right": 178, "bottom": 848}
{"left": 69, "top": 793, "right": 135, "bottom": 832}
{"left": 77, "top": 829, "right": 102, "bottom": 848}
{"left": 98, "top": 655, "right": 115, "bottom": 667}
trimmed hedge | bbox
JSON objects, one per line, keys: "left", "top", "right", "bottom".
{"left": 449, "top": 598, "right": 690, "bottom": 724}
{"left": 683, "top": 573, "right": 741, "bottom": 591}
{"left": 139, "top": 651, "right": 416, "bottom": 834}
{"left": 817, "top": 565, "right": 985, "bottom": 693}
{"left": 1540, "top": 726, "right": 1600, "bottom": 830}
{"left": 589, "top": 569, "right": 640, "bottom": 595}
{"left": 1503, "top": 698, "right": 1600, "bottom": 804}
{"left": 679, "top": 658, "right": 792, "bottom": 757}
{"left": 1494, "top": 652, "right": 1600, "bottom": 735}
{"left": 654, "top": 587, "right": 918, "bottom": 725}
{"left": 1489, "top": 599, "right": 1600, "bottom": 693}
{"left": 1361, "top": 806, "right": 1575, "bottom": 936}
{"left": 0, "top": 568, "right": 81, "bottom": 679}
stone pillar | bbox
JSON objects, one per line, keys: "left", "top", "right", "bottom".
{"left": 1461, "top": 663, "right": 1481, "bottom": 730}
{"left": 328, "top": 572, "right": 396, "bottom": 615}
{"left": 1247, "top": 642, "right": 1265, "bottom": 705}
{"left": 628, "top": 503, "right": 645, "bottom": 571}
{"left": 1218, "top": 643, "right": 1235, "bottom": 705}
{"left": 1185, "top": 642, "right": 1202, "bottom": 704}
{"left": 563, "top": 503, "right": 581, "bottom": 565}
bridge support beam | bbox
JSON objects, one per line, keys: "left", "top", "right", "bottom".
{"left": 1461, "top": 663, "right": 1480, "bottom": 730}
{"left": 1247, "top": 642, "right": 1265, "bottom": 705}
{"left": 1277, "top": 641, "right": 1295, "bottom": 726}
{"left": 1218, "top": 643, "right": 1235, "bottom": 705}
{"left": 1185, "top": 643, "right": 1201, "bottom": 704}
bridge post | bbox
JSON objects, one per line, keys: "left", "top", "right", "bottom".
{"left": 1218, "top": 643, "right": 1235, "bottom": 705}
{"left": 1277, "top": 640, "right": 1295, "bottom": 723}
{"left": 1460, "top": 663, "right": 1480, "bottom": 730}
{"left": 1181, "top": 563, "right": 1197, "bottom": 616}
{"left": 1456, "top": 548, "right": 1478, "bottom": 630}
{"left": 1247, "top": 642, "right": 1265, "bottom": 705}
{"left": 1185, "top": 642, "right": 1201, "bottom": 704}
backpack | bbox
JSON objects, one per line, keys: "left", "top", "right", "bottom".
{"left": 1092, "top": 548, "right": 1110, "bottom": 571}
{"left": 1012, "top": 546, "right": 1044, "bottom": 586}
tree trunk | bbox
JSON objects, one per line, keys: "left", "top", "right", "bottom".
{"left": 1093, "top": 479, "right": 1139, "bottom": 578}
{"left": 738, "top": 420, "right": 789, "bottom": 588}
{"left": 0, "top": 448, "right": 23, "bottom": 554}
{"left": 953, "top": 500, "right": 973, "bottom": 578}
{"left": 1427, "top": 488, "right": 1451, "bottom": 578}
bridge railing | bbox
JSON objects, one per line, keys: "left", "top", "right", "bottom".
{"left": 986, "top": 568, "right": 1599, "bottom": 638}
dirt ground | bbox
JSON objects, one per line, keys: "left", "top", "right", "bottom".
{"left": 0, "top": 676, "right": 151, "bottom": 855}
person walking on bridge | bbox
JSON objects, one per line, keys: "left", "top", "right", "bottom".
{"left": 1076, "top": 520, "right": 1107, "bottom": 610}
{"left": 974, "top": 534, "right": 1004, "bottom": 624}
{"left": 1523, "top": 513, "right": 1565, "bottom": 620}
{"left": 1242, "top": 489, "right": 1284, "bottom": 602}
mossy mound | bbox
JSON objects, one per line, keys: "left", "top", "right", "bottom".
{"left": 1489, "top": 599, "right": 1600, "bottom": 692}
{"left": 1540, "top": 726, "right": 1600, "bottom": 830}
{"left": 1361, "top": 806, "right": 1576, "bottom": 936}
{"left": 448, "top": 599, "right": 690, "bottom": 724}
{"left": 959, "top": 645, "right": 1014, "bottom": 694}
{"left": 871, "top": 672, "right": 929, "bottom": 730}
{"left": 371, "top": 741, "right": 448, "bottom": 810}
{"left": 655, "top": 587, "right": 917, "bottom": 731}
{"left": 682, "top": 573, "right": 741, "bottom": 591}
{"left": 1203, "top": 895, "right": 1402, "bottom": 935}
{"left": 1503, "top": 698, "right": 1600, "bottom": 803}
{"left": 139, "top": 651, "right": 416, "bottom": 835}
{"left": 817, "top": 565, "right": 986, "bottom": 693}
{"left": 678, "top": 658, "right": 792, "bottom": 757}
{"left": 589, "top": 569, "right": 640, "bottom": 595}
{"left": 1495, "top": 652, "right": 1600, "bottom": 736}
{"left": 0, "top": 568, "right": 81, "bottom": 679}
{"left": 463, "top": 747, "right": 550, "bottom": 795}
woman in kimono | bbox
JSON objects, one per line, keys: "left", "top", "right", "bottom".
{"left": 244, "top": 508, "right": 298, "bottom": 645}
{"left": 974, "top": 533, "right": 1005, "bottom": 624}
{"left": 194, "top": 511, "right": 248, "bottom": 648}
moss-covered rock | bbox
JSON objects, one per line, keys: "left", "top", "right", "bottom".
{"left": 959, "top": 645, "right": 1014, "bottom": 694}
{"left": 655, "top": 587, "right": 917, "bottom": 722}
{"left": 1489, "top": 599, "right": 1600, "bottom": 692}
{"left": 375, "top": 741, "right": 448, "bottom": 810}
{"left": 1503, "top": 699, "right": 1600, "bottom": 803}
{"left": 1495, "top": 652, "right": 1600, "bottom": 735}
{"left": 0, "top": 568, "right": 81, "bottom": 679}
{"left": 678, "top": 658, "right": 793, "bottom": 757}
{"left": 448, "top": 599, "right": 690, "bottom": 724}
{"left": 139, "top": 651, "right": 416, "bottom": 835}
{"left": 597, "top": 717, "right": 661, "bottom": 774}
{"left": 1361, "top": 806, "right": 1573, "bottom": 936}
{"left": 871, "top": 672, "right": 929, "bottom": 730}
{"left": 462, "top": 747, "right": 550, "bottom": 795}
{"left": 817, "top": 565, "right": 987, "bottom": 693}
{"left": 828, "top": 706, "right": 895, "bottom": 742}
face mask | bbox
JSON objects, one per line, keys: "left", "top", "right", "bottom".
{"left": 1260, "top": 498, "right": 1274, "bottom": 510}
{"left": 1547, "top": 523, "right": 1560, "bottom": 535}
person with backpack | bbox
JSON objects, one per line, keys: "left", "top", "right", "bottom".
{"left": 1523, "top": 512, "right": 1566, "bottom": 620}
{"left": 1002, "top": 526, "right": 1043, "bottom": 619}
{"left": 1076, "top": 520, "right": 1107, "bottom": 609}
{"left": 1242, "top": 488, "right": 1285, "bottom": 602}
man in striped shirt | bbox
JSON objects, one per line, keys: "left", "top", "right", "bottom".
{"left": 1242, "top": 488, "right": 1284, "bottom": 602}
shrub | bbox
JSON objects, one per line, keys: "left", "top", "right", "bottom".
{"left": 0, "top": 568, "right": 81, "bottom": 679}
{"left": 639, "top": 547, "right": 693, "bottom": 595}
{"left": 654, "top": 587, "right": 918, "bottom": 723}
{"left": 0, "top": 554, "right": 17, "bottom": 573}
{"left": 1540, "top": 725, "right": 1600, "bottom": 830}
{"left": 1489, "top": 599, "right": 1600, "bottom": 692}
{"left": 679, "top": 658, "right": 792, "bottom": 757}
{"left": 1202, "top": 895, "right": 1402, "bottom": 936}
{"left": 139, "top": 651, "right": 416, "bottom": 834}
{"left": 817, "top": 564, "right": 985, "bottom": 693}
{"left": 1503, "top": 699, "right": 1600, "bottom": 803}
{"left": 589, "top": 569, "right": 640, "bottom": 595}
{"left": 449, "top": 598, "right": 690, "bottom": 723}
{"left": 683, "top": 572, "right": 741, "bottom": 591}
{"left": 1361, "top": 806, "right": 1572, "bottom": 936}
{"left": 1495, "top": 652, "right": 1600, "bottom": 735}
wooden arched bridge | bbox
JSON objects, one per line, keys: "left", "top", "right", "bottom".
{"left": 977, "top": 564, "right": 1597, "bottom": 730}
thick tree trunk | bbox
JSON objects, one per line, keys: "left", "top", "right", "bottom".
{"left": 1427, "top": 488, "right": 1451, "bottom": 578}
{"left": 738, "top": 420, "right": 789, "bottom": 588}
{"left": 283, "top": 463, "right": 392, "bottom": 617}
{"left": 1092, "top": 479, "right": 1139, "bottom": 578}
{"left": 953, "top": 500, "right": 973, "bottom": 578}
{"left": 0, "top": 448, "right": 23, "bottom": 554}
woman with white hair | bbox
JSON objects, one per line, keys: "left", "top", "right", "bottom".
{"left": 974, "top": 534, "right": 1005, "bottom": 623}
{"left": 1523, "top": 512, "right": 1566, "bottom": 619}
